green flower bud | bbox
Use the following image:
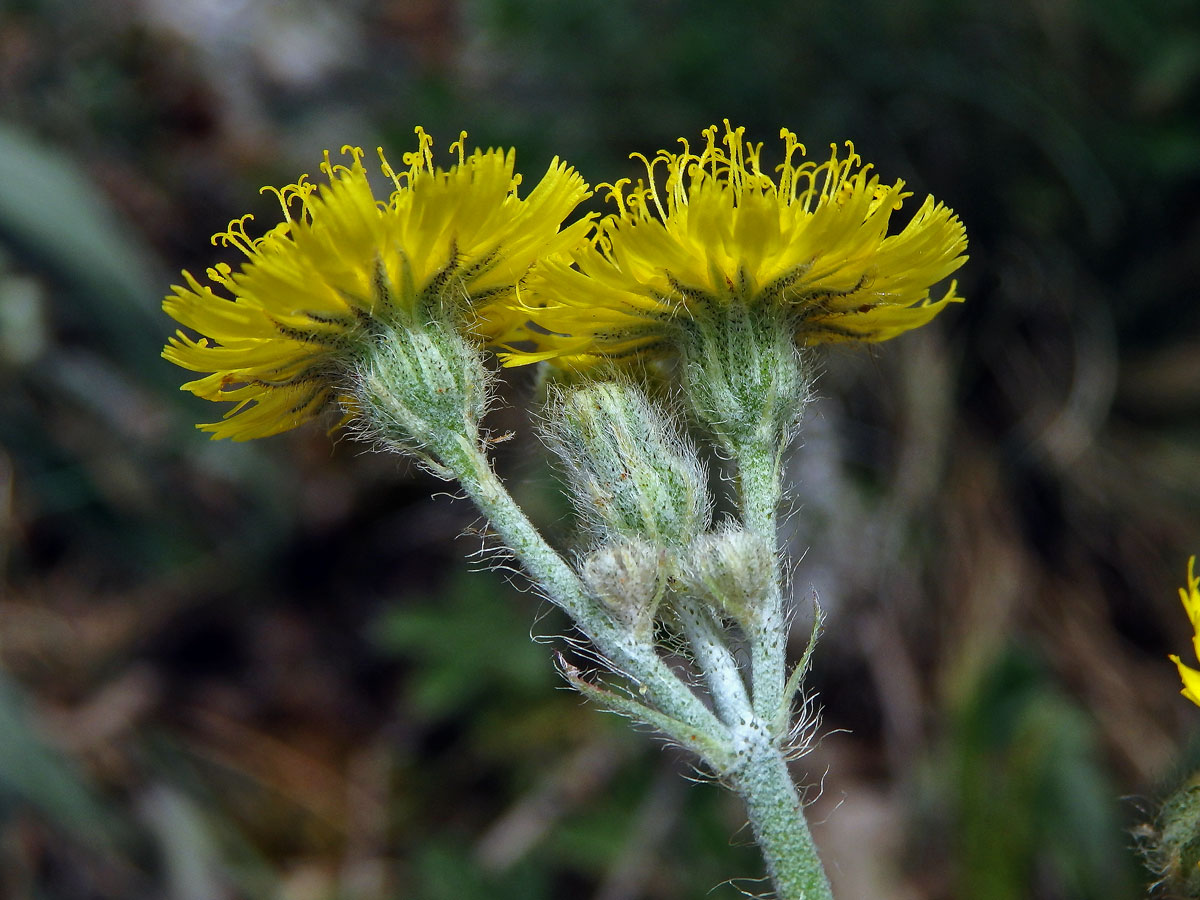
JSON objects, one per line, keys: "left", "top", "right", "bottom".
{"left": 678, "top": 527, "right": 775, "bottom": 625}
{"left": 352, "top": 315, "right": 492, "bottom": 475}
{"left": 580, "top": 538, "right": 665, "bottom": 635}
{"left": 679, "top": 301, "right": 811, "bottom": 453}
{"left": 541, "top": 381, "right": 709, "bottom": 545}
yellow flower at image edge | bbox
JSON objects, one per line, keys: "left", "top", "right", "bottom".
{"left": 504, "top": 121, "right": 968, "bottom": 367}
{"left": 164, "top": 129, "right": 591, "bottom": 440}
{"left": 1170, "top": 556, "right": 1200, "bottom": 707}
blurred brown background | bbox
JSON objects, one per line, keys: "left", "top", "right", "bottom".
{"left": 1, "top": 0, "right": 1199, "bottom": 897}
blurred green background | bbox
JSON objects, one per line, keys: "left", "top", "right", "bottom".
{"left": 1, "top": 0, "right": 1198, "bottom": 897}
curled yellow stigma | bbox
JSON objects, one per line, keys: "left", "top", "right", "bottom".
{"left": 503, "top": 120, "right": 968, "bottom": 368}
{"left": 163, "top": 127, "right": 591, "bottom": 440}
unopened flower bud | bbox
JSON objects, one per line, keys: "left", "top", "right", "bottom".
{"left": 542, "top": 381, "right": 709, "bottom": 545}
{"left": 679, "top": 527, "right": 775, "bottom": 624}
{"left": 580, "top": 538, "right": 665, "bottom": 634}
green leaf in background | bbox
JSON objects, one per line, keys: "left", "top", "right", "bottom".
{"left": 371, "top": 572, "right": 555, "bottom": 720}
{"left": 0, "top": 671, "right": 127, "bottom": 851}
{"left": 0, "top": 120, "right": 163, "bottom": 380}
{"left": 945, "top": 648, "right": 1139, "bottom": 900}
{"left": 415, "top": 840, "right": 552, "bottom": 900}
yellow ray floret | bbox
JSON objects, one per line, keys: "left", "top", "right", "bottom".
{"left": 503, "top": 121, "right": 967, "bottom": 367}
{"left": 1170, "top": 556, "right": 1200, "bottom": 707}
{"left": 164, "top": 128, "right": 591, "bottom": 440}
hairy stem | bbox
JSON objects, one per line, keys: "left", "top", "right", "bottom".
{"left": 736, "top": 437, "right": 783, "bottom": 540}
{"left": 674, "top": 598, "right": 752, "bottom": 725}
{"left": 734, "top": 437, "right": 790, "bottom": 726}
{"left": 731, "top": 436, "right": 833, "bottom": 897}
{"left": 444, "top": 435, "right": 734, "bottom": 765}
{"left": 731, "top": 729, "right": 833, "bottom": 900}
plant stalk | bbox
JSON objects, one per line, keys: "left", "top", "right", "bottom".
{"left": 444, "top": 435, "right": 734, "bottom": 765}
{"left": 731, "top": 734, "right": 833, "bottom": 900}
{"left": 734, "top": 437, "right": 790, "bottom": 726}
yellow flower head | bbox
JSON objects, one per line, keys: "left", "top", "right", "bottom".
{"left": 1170, "top": 556, "right": 1200, "bottom": 707}
{"left": 504, "top": 121, "right": 967, "bottom": 367}
{"left": 164, "top": 128, "right": 591, "bottom": 440}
